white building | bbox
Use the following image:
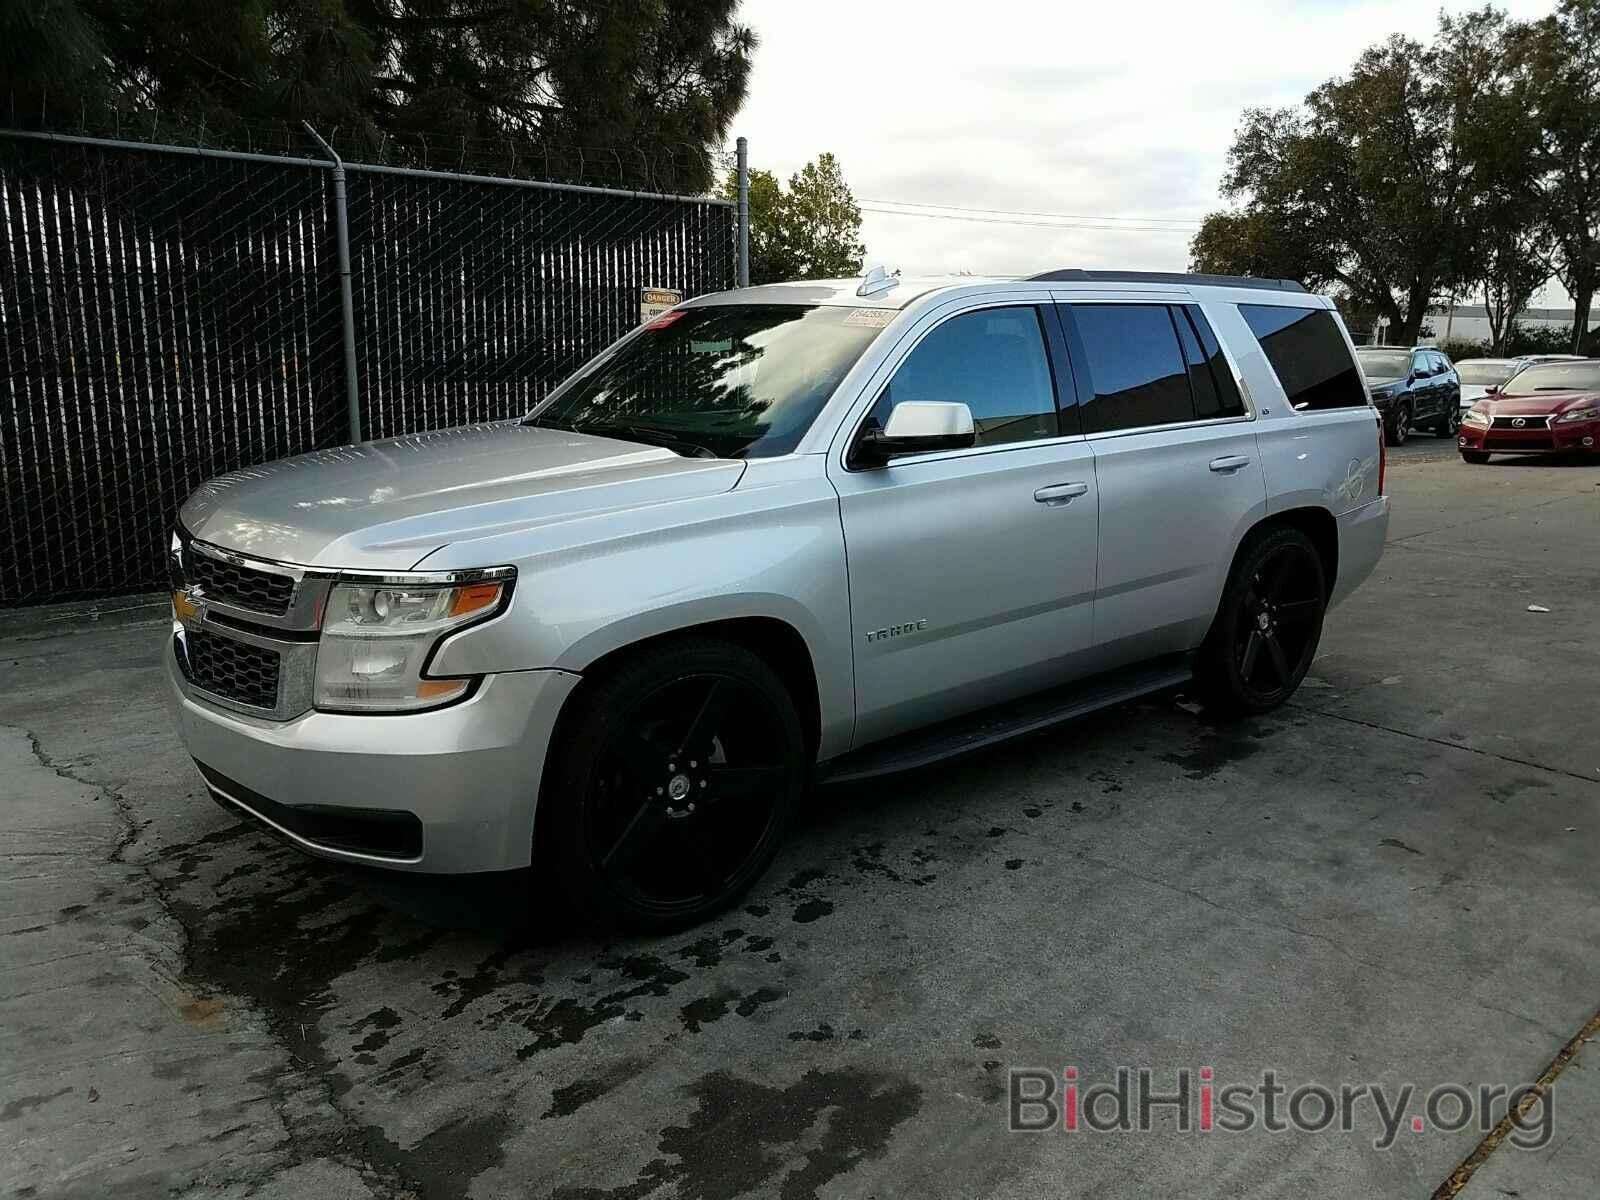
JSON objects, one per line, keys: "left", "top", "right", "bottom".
{"left": 1406, "top": 303, "right": 1591, "bottom": 347}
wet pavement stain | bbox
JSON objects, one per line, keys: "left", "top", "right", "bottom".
{"left": 788, "top": 1023, "right": 834, "bottom": 1042}
{"left": 1160, "top": 725, "right": 1264, "bottom": 780}
{"left": 791, "top": 898, "right": 833, "bottom": 924}
{"left": 543, "top": 1055, "right": 653, "bottom": 1120}
{"left": 679, "top": 990, "right": 736, "bottom": 1034}
{"left": 675, "top": 927, "right": 745, "bottom": 969}
{"left": 733, "top": 987, "right": 782, "bottom": 1018}
{"left": 548, "top": 1067, "right": 922, "bottom": 1200}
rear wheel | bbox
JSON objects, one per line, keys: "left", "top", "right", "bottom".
{"left": 1461, "top": 451, "right": 1491, "bottom": 464}
{"left": 1196, "top": 527, "right": 1327, "bottom": 716}
{"left": 544, "top": 638, "right": 804, "bottom": 932}
{"left": 1385, "top": 402, "right": 1412, "bottom": 447}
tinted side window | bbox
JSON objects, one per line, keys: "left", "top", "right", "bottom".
{"left": 1175, "top": 305, "right": 1246, "bottom": 420}
{"left": 873, "top": 306, "right": 1057, "bottom": 448}
{"left": 1069, "top": 304, "right": 1193, "bottom": 432}
{"left": 1238, "top": 304, "right": 1367, "bottom": 410}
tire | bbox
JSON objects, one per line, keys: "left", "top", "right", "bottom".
{"left": 1437, "top": 406, "right": 1462, "bottom": 437}
{"left": 1195, "top": 526, "right": 1328, "bottom": 717}
{"left": 1461, "top": 451, "right": 1491, "bottom": 464}
{"left": 1385, "top": 402, "right": 1412, "bottom": 447}
{"left": 542, "top": 637, "right": 804, "bottom": 932}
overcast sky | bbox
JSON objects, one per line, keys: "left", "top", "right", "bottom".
{"left": 733, "top": 0, "right": 1569, "bottom": 308}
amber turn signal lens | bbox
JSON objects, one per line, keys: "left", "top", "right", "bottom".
{"left": 415, "top": 679, "right": 469, "bottom": 702}
{"left": 448, "top": 582, "right": 503, "bottom": 618}
{"left": 172, "top": 590, "right": 198, "bottom": 621}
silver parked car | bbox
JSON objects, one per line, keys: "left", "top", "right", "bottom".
{"left": 168, "top": 268, "right": 1389, "bottom": 929}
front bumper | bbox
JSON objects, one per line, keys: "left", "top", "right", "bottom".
{"left": 1457, "top": 421, "right": 1600, "bottom": 456}
{"left": 168, "top": 647, "right": 580, "bottom": 873}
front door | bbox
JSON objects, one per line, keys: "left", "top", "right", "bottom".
{"left": 829, "top": 303, "right": 1100, "bottom": 749}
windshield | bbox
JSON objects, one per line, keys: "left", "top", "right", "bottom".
{"left": 1456, "top": 361, "right": 1516, "bottom": 386}
{"left": 525, "top": 304, "right": 889, "bottom": 458}
{"left": 1358, "top": 351, "right": 1411, "bottom": 380}
{"left": 1503, "top": 361, "right": 1600, "bottom": 394}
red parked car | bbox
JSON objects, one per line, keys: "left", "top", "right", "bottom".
{"left": 1456, "top": 359, "right": 1600, "bottom": 463}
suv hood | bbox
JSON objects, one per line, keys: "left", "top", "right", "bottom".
{"left": 179, "top": 422, "right": 746, "bottom": 568}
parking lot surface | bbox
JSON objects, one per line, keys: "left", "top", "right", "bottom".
{"left": 3, "top": 437, "right": 1598, "bottom": 1199}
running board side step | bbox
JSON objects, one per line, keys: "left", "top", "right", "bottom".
{"left": 816, "top": 656, "right": 1195, "bottom": 785}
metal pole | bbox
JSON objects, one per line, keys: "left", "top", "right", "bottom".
{"left": 735, "top": 136, "right": 750, "bottom": 288}
{"left": 303, "top": 123, "right": 362, "bottom": 444}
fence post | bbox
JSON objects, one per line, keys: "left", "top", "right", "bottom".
{"left": 735, "top": 136, "right": 750, "bottom": 288}
{"left": 303, "top": 123, "right": 363, "bottom": 444}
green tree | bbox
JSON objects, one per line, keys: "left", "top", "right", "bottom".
{"left": 1508, "top": 0, "right": 1600, "bottom": 352}
{"left": 1192, "top": 23, "right": 1507, "bottom": 344}
{"left": 6, "top": 0, "right": 756, "bottom": 190}
{"left": 723, "top": 152, "right": 865, "bottom": 284}
{"left": 728, "top": 167, "right": 801, "bottom": 284}
{"left": 1442, "top": 7, "right": 1549, "bottom": 354}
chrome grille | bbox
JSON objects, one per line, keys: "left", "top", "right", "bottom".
{"left": 189, "top": 555, "right": 295, "bottom": 615}
{"left": 1491, "top": 415, "right": 1549, "bottom": 429}
{"left": 179, "top": 631, "right": 281, "bottom": 710}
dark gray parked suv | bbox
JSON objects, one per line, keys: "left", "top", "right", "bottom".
{"left": 1356, "top": 345, "right": 1461, "bottom": 445}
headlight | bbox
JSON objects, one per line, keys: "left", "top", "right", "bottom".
{"left": 315, "top": 576, "right": 509, "bottom": 712}
{"left": 1461, "top": 405, "right": 1491, "bottom": 427}
{"left": 1556, "top": 406, "right": 1600, "bottom": 423}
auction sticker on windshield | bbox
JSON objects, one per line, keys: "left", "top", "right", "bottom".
{"left": 844, "top": 307, "right": 896, "bottom": 328}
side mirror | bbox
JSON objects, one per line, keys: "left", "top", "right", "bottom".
{"left": 853, "top": 402, "right": 976, "bottom": 467}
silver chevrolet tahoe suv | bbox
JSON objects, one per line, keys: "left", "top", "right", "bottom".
{"left": 168, "top": 268, "right": 1389, "bottom": 930}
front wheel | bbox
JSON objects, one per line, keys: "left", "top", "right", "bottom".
{"left": 1196, "top": 527, "right": 1328, "bottom": 716}
{"left": 1385, "top": 402, "right": 1412, "bottom": 447}
{"left": 543, "top": 638, "right": 804, "bottom": 932}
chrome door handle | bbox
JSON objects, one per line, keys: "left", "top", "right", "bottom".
{"left": 1209, "top": 455, "right": 1251, "bottom": 474}
{"left": 1034, "top": 481, "right": 1090, "bottom": 505}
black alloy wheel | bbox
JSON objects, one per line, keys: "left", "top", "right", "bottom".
{"left": 547, "top": 639, "right": 803, "bottom": 931}
{"left": 1197, "top": 527, "right": 1327, "bottom": 715}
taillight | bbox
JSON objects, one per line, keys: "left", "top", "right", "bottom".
{"left": 1376, "top": 410, "right": 1387, "bottom": 496}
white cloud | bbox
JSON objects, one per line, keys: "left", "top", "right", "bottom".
{"left": 733, "top": 0, "right": 1567, "bottom": 305}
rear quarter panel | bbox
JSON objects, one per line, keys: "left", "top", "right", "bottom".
{"left": 1204, "top": 299, "right": 1382, "bottom": 518}
{"left": 1205, "top": 297, "right": 1387, "bottom": 608}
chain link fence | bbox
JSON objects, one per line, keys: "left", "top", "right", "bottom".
{"left": 0, "top": 130, "right": 738, "bottom": 608}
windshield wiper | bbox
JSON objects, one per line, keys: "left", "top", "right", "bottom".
{"left": 581, "top": 423, "right": 721, "bottom": 459}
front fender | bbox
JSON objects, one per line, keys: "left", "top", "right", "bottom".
{"left": 423, "top": 464, "right": 855, "bottom": 760}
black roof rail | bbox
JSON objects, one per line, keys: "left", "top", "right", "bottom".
{"left": 1026, "top": 269, "right": 1307, "bottom": 293}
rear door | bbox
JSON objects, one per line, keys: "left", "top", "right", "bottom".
{"left": 1056, "top": 301, "right": 1269, "bottom": 662}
